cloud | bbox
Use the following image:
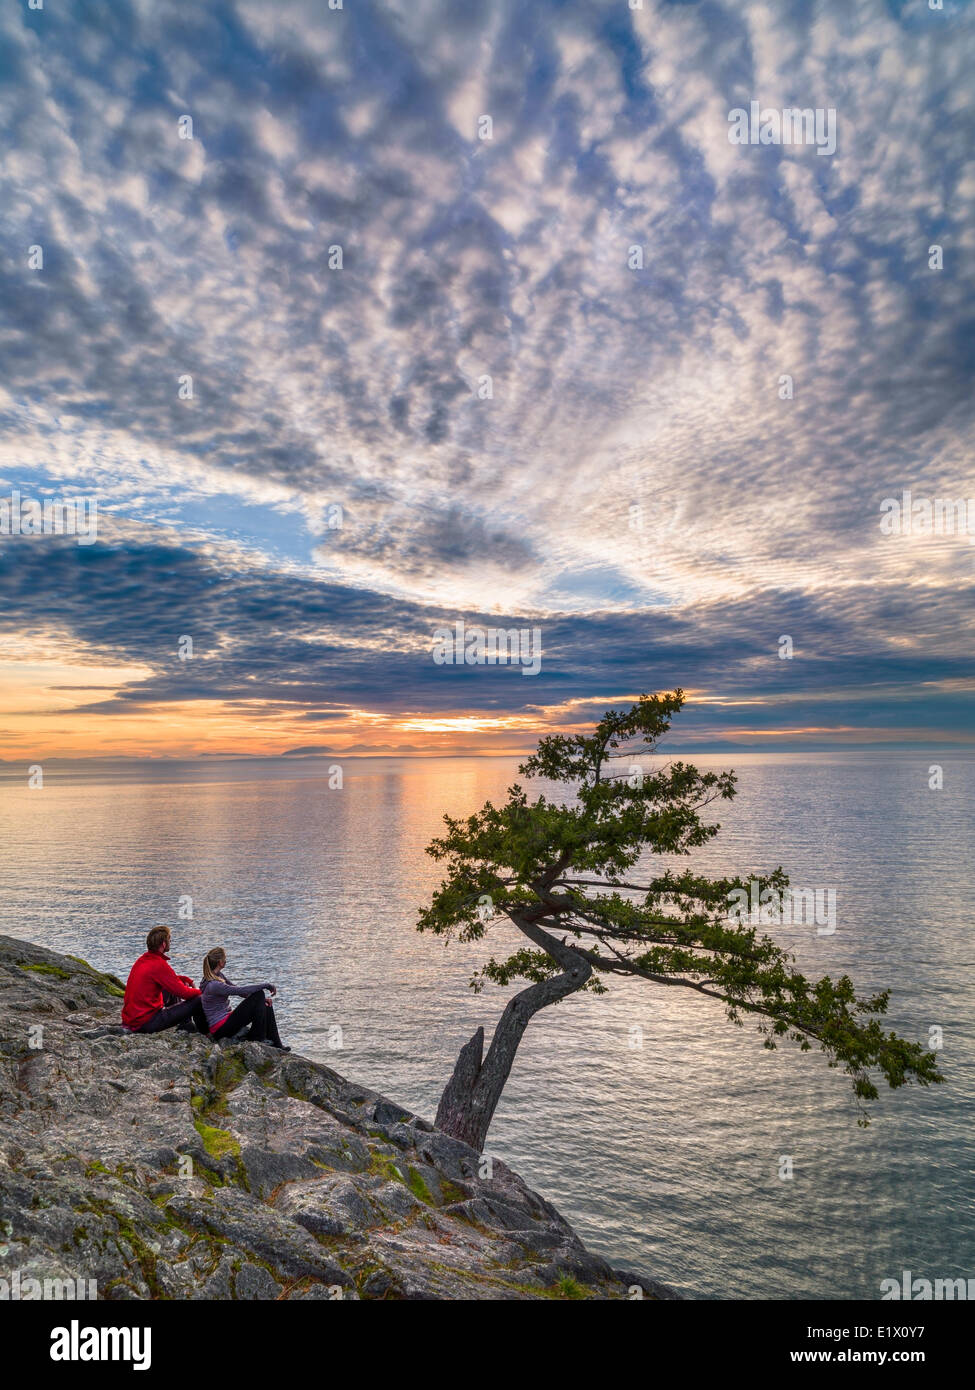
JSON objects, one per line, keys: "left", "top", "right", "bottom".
{"left": 1, "top": 523, "right": 973, "bottom": 750}
{"left": 1, "top": 0, "right": 973, "bottom": 751}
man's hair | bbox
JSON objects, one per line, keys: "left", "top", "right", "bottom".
{"left": 146, "top": 926, "right": 171, "bottom": 953}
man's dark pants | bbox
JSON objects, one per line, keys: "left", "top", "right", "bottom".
{"left": 137, "top": 992, "right": 209, "bottom": 1035}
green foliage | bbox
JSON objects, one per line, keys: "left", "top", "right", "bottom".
{"left": 554, "top": 1273, "right": 586, "bottom": 1299}
{"left": 418, "top": 691, "right": 943, "bottom": 1120}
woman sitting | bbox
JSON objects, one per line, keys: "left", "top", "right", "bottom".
{"left": 199, "top": 947, "right": 288, "bottom": 1049}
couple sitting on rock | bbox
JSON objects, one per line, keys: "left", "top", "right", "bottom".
{"left": 121, "top": 925, "right": 289, "bottom": 1049}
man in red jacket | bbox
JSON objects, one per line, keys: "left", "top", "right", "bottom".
{"left": 122, "top": 926, "right": 208, "bottom": 1034}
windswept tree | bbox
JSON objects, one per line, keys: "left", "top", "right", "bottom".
{"left": 418, "top": 691, "right": 942, "bottom": 1153}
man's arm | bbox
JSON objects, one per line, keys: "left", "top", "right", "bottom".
{"left": 151, "top": 957, "right": 201, "bottom": 1000}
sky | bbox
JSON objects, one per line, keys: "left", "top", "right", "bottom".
{"left": 1, "top": 0, "right": 974, "bottom": 759}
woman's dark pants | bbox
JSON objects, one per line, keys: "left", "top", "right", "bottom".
{"left": 211, "top": 992, "right": 283, "bottom": 1046}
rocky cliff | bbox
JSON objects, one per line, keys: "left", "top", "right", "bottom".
{"left": 0, "top": 935, "right": 676, "bottom": 1301}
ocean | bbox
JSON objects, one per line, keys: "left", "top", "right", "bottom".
{"left": 1, "top": 751, "right": 972, "bottom": 1298}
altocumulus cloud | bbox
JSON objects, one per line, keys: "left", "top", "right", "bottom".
{"left": 0, "top": 0, "right": 974, "bottom": 749}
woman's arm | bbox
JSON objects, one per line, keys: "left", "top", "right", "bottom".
{"left": 204, "top": 978, "right": 272, "bottom": 1000}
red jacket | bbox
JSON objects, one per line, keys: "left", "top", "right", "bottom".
{"left": 121, "top": 950, "right": 201, "bottom": 1030}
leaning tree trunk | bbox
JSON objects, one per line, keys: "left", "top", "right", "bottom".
{"left": 434, "top": 916, "right": 592, "bottom": 1153}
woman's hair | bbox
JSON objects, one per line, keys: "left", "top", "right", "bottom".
{"left": 146, "top": 926, "right": 171, "bottom": 953}
{"left": 202, "top": 947, "right": 226, "bottom": 983}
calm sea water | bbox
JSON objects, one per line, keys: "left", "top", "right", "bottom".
{"left": 1, "top": 752, "right": 972, "bottom": 1299}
